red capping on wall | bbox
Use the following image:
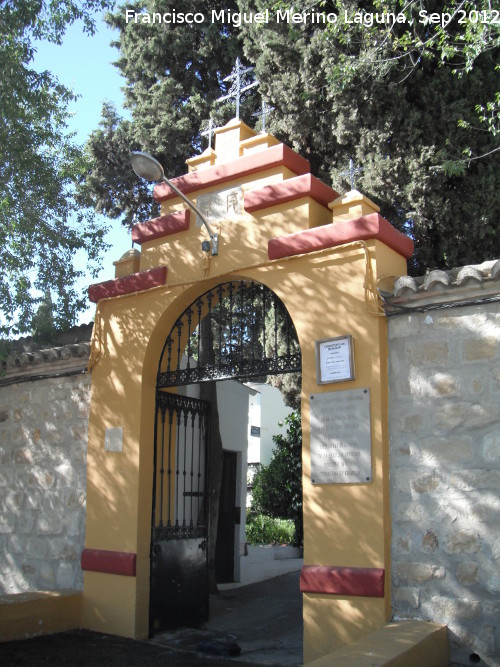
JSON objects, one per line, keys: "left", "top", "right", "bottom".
{"left": 88, "top": 266, "right": 167, "bottom": 303}
{"left": 300, "top": 565, "right": 385, "bottom": 598}
{"left": 244, "top": 173, "right": 340, "bottom": 213}
{"left": 153, "top": 144, "right": 310, "bottom": 203}
{"left": 132, "top": 210, "right": 190, "bottom": 245}
{"left": 268, "top": 212, "right": 414, "bottom": 261}
{"left": 81, "top": 548, "right": 137, "bottom": 577}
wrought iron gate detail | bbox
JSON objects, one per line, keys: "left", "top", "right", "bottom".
{"left": 152, "top": 392, "right": 210, "bottom": 541}
{"left": 157, "top": 281, "right": 301, "bottom": 387}
{"left": 150, "top": 391, "right": 210, "bottom": 632}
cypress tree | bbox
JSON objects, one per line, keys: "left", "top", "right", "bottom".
{"left": 78, "top": 0, "right": 244, "bottom": 226}
{"left": 238, "top": 0, "right": 499, "bottom": 272}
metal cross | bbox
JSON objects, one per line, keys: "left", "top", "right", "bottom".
{"left": 253, "top": 100, "right": 274, "bottom": 133}
{"left": 201, "top": 118, "right": 216, "bottom": 149}
{"left": 217, "top": 58, "right": 259, "bottom": 120}
{"left": 341, "top": 158, "right": 364, "bottom": 190}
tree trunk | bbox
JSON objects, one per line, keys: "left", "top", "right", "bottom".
{"left": 199, "top": 317, "right": 223, "bottom": 594}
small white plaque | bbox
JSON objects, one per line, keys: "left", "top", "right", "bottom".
{"left": 310, "top": 389, "right": 371, "bottom": 484}
{"left": 196, "top": 186, "right": 242, "bottom": 226}
{"left": 105, "top": 427, "right": 123, "bottom": 452}
{"left": 315, "top": 335, "right": 355, "bottom": 384}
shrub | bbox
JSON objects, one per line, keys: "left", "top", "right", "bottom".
{"left": 246, "top": 514, "right": 295, "bottom": 545}
{"left": 251, "top": 411, "right": 303, "bottom": 546}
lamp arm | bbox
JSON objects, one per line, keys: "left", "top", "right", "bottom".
{"left": 161, "top": 175, "right": 216, "bottom": 241}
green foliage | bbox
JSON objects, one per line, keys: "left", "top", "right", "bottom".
{"left": 77, "top": 0, "right": 248, "bottom": 227}
{"left": 239, "top": 0, "right": 499, "bottom": 273}
{"left": 246, "top": 514, "right": 295, "bottom": 545}
{"left": 80, "top": 0, "right": 499, "bottom": 274}
{"left": 251, "top": 411, "right": 302, "bottom": 546}
{"left": 31, "top": 291, "right": 57, "bottom": 345}
{"left": 0, "top": 0, "right": 111, "bottom": 336}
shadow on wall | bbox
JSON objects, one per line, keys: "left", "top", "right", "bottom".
{"left": 389, "top": 303, "right": 500, "bottom": 665}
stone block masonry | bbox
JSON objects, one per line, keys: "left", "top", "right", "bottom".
{"left": 387, "top": 267, "right": 500, "bottom": 667}
{"left": 0, "top": 330, "right": 91, "bottom": 596}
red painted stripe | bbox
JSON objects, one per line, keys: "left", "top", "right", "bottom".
{"left": 132, "top": 210, "right": 190, "bottom": 245}
{"left": 81, "top": 548, "right": 137, "bottom": 577}
{"left": 244, "top": 173, "right": 339, "bottom": 213}
{"left": 300, "top": 565, "right": 385, "bottom": 597}
{"left": 153, "top": 144, "right": 310, "bottom": 202}
{"left": 88, "top": 266, "right": 167, "bottom": 303}
{"left": 268, "top": 212, "right": 414, "bottom": 260}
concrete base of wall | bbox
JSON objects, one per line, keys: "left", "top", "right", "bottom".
{"left": 304, "top": 620, "right": 449, "bottom": 667}
{"left": 235, "top": 545, "right": 303, "bottom": 587}
{"left": 0, "top": 590, "right": 81, "bottom": 642}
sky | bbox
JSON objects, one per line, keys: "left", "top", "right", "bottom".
{"left": 33, "top": 13, "right": 135, "bottom": 324}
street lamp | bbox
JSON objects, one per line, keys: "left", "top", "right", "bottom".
{"left": 129, "top": 151, "right": 218, "bottom": 256}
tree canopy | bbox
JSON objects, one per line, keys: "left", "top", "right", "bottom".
{"left": 78, "top": 0, "right": 246, "bottom": 227}
{"left": 239, "top": 0, "right": 499, "bottom": 272}
{"left": 79, "top": 0, "right": 499, "bottom": 274}
{"left": 0, "top": 0, "right": 111, "bottom": 336}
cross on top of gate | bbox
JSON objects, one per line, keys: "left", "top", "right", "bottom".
{"left": 252, "top": 100, "right": 274, "bottom": 133}
{"left": 217, "top": 58, "right": 259, "bottom": 120}
{"left": 201, "top": 118, "right": 216, "bottom": 149}
{"left": 341, "top": 158, "right": 364, "bottom": 190}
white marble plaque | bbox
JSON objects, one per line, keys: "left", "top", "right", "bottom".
{"left": 310, "top": 389, "right": 371, "bottom": 484}
{"left": 196, "top": 186, "right": 242, "bottom": 226}
{"left": 105, "top": 427, "right": 123, "bottom": 452}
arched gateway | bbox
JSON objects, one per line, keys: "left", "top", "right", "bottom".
{"left": 84, "top": 118, "right": 413, "bottom": 662}
{"left": 150, "top": 279, "right": 300, "bottom": 632}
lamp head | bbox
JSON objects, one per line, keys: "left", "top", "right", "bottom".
{"left": 129, "top": 151, "right": 164, "bottom": 182}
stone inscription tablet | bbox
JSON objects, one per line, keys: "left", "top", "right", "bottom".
{"left": 105, "top": 426, "right": 123, "bottom": 453}
{"left": 310, "top": 389, "right": 372, "bottom": 484}
{"left": 196, "top": 186, "right": 242, "bottom": 226}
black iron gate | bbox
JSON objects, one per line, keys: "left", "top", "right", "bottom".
{"left": 149, "top": 391, "right": 210, "bottom": 634}
{"left": 150, "top": 280, "right": 301, "bottom": 634}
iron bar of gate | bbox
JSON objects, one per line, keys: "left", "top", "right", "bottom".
{"left": 175, "top": 408, "right": 181, "bottom": 529}
{"left": 197, "top": 413, "right": 202, "bottom": 525}
{"left": 175, "top": 320, "right": 182, "bottom": 380}
{"left": 167, "top": 407, "right": 173, "bottom": 527}
{"left": 186, "top": 307, "right": 193, "bottom": 373}
{"left": 182, "top": 410, "right": 188, "bottom": 527}
{"left": 159, "top": 408, "right": 166, "bottom": 527}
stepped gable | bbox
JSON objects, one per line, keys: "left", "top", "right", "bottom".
{"left": 88, "top": 119, "right": 414, "bottom": 303}
{"left": 267, "top": 189, "right": 414, "bottom": 261}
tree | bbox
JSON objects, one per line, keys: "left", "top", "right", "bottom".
{"left": 321, "top": 0, "right": 499, "bottom": 157}
{"left": 239, "top": 0, "right": 499, "bottom": 273}
{"left": 0, "top": 0, "right": 112, "bottom": 336}
{"left": 31, "top": 290, "right": 57, "bottom": 345}
{"left": 77, "top": 0, "right": 246, "bottom": 227}
{"left": 251, "top": 411, "right": 303, "bottom": 546}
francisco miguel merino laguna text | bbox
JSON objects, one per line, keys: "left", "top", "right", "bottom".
{"left": 125, "top": 9, "right": 344, "bottom": 26}
{"left": 126, "top": 8, "right": 500, "bottom": 27}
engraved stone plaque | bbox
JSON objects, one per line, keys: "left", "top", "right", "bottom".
{"left": 310, "top": 388, "right": 371, "bottom": 484}
{"left": 105, "top": 426, "right": 123, "bottom": 452}
{"left": 196, "top": 186, "right": 242, "bottom": 226}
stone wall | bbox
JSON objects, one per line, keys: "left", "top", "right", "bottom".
{"left": 386, "top": 261, "right": 500, "bottom": 667}
{"left": 0, "top": 327, "right": 91, "bottom": 594}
